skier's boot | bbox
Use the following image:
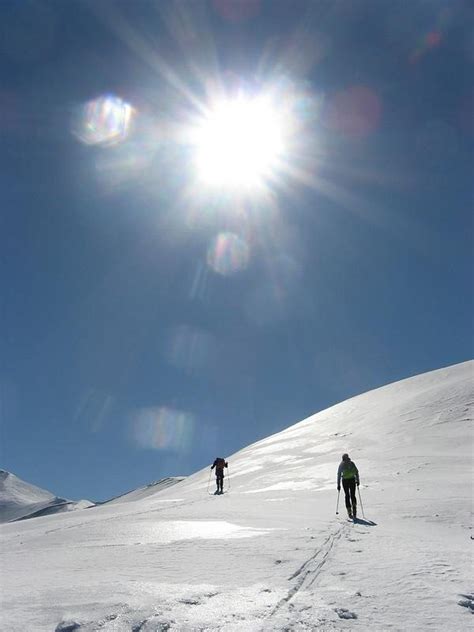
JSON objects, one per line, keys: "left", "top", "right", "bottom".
{"left": 347, "top": 506, "right": 352, "bottom": 520}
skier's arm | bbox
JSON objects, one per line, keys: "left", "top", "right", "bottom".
{"left": 225, "top": 462, "right": 228, "bottom": 468}
{"left": 211, "top": 460, "right": 216, "bottom": 470}
{"left": 337, "top": 464, "right": 342, "bottom": 488}
{"left": 353, "top": 463, "right": 360, "bottom": 485}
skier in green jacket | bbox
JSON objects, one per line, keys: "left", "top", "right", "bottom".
{"left": 337, "top": 453, "right": 360, "bottom": 519}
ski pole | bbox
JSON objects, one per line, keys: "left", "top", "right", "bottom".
{"left": 207, "top": 468, "right": 212, "bottom": 494}
{"left": 335, "top": 489, "right": 340, "bottom": 515}
{"left": 357, "top": 486, "right": 365, "bottom": 519}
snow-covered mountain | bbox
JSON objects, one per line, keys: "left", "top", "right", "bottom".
{"left": 0, "top": 470, "right": 185, "bottom": 523}
{"left": 0, "top": 470, "right": 93, "bottom": 523}
{"left": 0, "top": 361, "right": 472, "bottom": 631}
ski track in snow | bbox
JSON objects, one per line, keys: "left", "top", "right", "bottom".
{"left": 270, "top": 524, "right": 344, "bottom": 615}
{"left": 263, "top": 523, "right": 351, "bottom": 631}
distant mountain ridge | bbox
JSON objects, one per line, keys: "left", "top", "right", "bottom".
{"left": 0, "top": 470, "right": 94, "bottom": 523}
{"left": 0, "top": 469, "right": 186, "bottom": 523}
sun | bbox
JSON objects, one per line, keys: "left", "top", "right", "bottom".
{"left": 192, "top": 94, "right": 286, "bottom": 191}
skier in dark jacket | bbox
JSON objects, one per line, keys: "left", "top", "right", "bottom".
{"left": 337, "top": 453, "right": 359, "bottom": 519}
{"left": 211, "top": 457, "right": 228, "bottom": 494}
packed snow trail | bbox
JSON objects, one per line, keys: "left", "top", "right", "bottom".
{"left": 1, "top": 361, "right": 472, "bottom": 631}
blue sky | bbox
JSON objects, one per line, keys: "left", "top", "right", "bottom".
{"left": 1, "top": 0, "right": 472, "bottom": 502}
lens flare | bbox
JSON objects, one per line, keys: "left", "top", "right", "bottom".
{"left": 207, "top": 232, "right": 250, "bottom": 276}
{"left": 132, "top": 406, "right": 194, "bottom": 452}
{"left": 165, "top": 325, "right": 216, "bottom": 373}
{"left": 74, "top": 389, "right": 114, "bottom": 432}
{"left": 410, "top": 30, "right": 443, "bottom": 64}
{"left": 73, "top": 95, "right": 134, "bottom": 146}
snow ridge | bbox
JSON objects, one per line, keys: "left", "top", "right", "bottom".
{"left": 101, "top": 477, "right": 186, "bottom": 505}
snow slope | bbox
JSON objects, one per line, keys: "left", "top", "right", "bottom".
{"left": 0, "top": 470, "right": 93, "bottom": 524}
{"left": 101, "top": 477, "right": 186, "bottom": 505}
{"left": 0, "top": 361, "right": 472, "bottom": 631}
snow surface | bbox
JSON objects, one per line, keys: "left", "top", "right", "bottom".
{"left": 102, "top": 477, "right": 186, "bottom": 506}
{"left": 0, "top": 361, "right": 472, "bottom": 631}
{"left": 0, "top": 470, "right": 93, "bottom": 524}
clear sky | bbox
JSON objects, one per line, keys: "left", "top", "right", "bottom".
{"left": 1, "top": 0, "right": 472, "bottom": 502}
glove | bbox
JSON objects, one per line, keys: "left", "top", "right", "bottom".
{"left": 337, "top": 485, "right": 340, "bottom": 491}
{"left": 356, "top": 481, "right": 360, "bottom": 487}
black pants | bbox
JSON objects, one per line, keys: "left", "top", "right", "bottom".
{"left": 342, "top": 478, "right": 357, "bottom": 513}
{"left": 216, "top": 472, "right": 224, "bottom": 491}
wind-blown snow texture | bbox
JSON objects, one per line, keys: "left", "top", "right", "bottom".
{"left": 1, "top": 361, "right": 472, "bottom": 631}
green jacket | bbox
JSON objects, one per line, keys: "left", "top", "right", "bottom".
{"left": 337, "top": 460, "right": 359, "bottom": 485}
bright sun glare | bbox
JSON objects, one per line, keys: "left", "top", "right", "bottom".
{"left": 193, "top": 95, "right": 285, "bottom": 191}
